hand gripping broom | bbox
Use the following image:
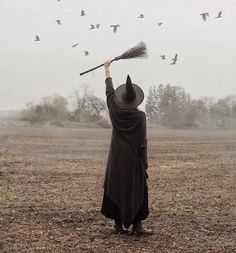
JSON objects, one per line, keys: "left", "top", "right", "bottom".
{"left": 79, "top": 41, "right": 148, "bottom": 76}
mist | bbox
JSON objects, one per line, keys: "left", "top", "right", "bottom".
{"left": 0, "top": 0, "right": 236, "bottom": 110}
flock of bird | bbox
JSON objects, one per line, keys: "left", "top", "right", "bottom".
{"left": 200, "top": 11, "right": 222, "bottom": 21}
{"left": 33, "top": 3, "right": 224, "bottom": 66}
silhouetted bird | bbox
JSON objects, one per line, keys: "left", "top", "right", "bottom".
{"left": 84, "top": 51, "right": 89, "bottom": 56}
{"left": 34, "top": 35, "right": 40, "bottom": 41}
{"left": 110, "top": 24, "right": 120, "bottom": 33}
{"left": 72, "top": 43, "right": 79, "bottom": 48}
{"left": 170, "top": 54, "right": 178, "bottom": 65}
{"left": 158, "top": 22, "right": 163, "bottom": 26}
{"left": 89, "top": 24, "right": 95, "bottom": 30}
{"left": 96, "top": 24, "right": 100, "bottom": 29}
{"left": 138, "top": 14, "right": 145, "bottom": 18}
{"left": 215, "top": 11, "right": 222, "bottom": 18}
{"left": 81, "top": 10, "right": 86, "bottom": 16}
{"left": 55, "top": 20, "right": 61, "bottom": 25}
{"left": 200, "top": 12, "right": 209, "bottom": 21}
{"left": 160, "top": 55, "right": 166, "bottom": 60}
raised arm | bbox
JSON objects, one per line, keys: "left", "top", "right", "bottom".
{"left": 104, "top": 61, "right": 115, "bottom": 110}
{"left": 104, "top": 61, "right": 111, "bottom": 78}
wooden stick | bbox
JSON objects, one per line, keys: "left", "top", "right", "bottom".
{"left": 79, "top": 58, "right": 117, "bottom": 76}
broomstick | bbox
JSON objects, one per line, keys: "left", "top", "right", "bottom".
{"left": 79, "top": 41, "right": 148, "bottom": 76}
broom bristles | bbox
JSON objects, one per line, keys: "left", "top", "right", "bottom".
{"left": 115, "top": 41, "right": 148, "bottom": 61}
{"left": 80, "top": 41, "right": 148, "bottom": 76}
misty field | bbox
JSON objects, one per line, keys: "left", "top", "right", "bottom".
{"left": 0, "top": 122, "right": 235, "bottom": 253}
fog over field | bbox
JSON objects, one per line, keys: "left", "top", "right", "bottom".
{"left": 1, "top": 2, "right": 236, "bottom": 250}
{"left": 0, "top": 0, "right": 236, "bottom": 110}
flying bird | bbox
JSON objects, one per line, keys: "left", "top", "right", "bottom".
{"left": 200, "top": 12, "right": 209, "bottom": 21}
{"left": 160, "top": 55, "right": 166, "bottom": 60}
{"left": 110, "top": 24, "right": 120, "bottom": 33}
{"left": 55, "top": 20, "right": 61, "bottom": 25}
{"left": 170, "top": 54, "right": 178, "bottom": 65}
{"left": 80, "top": 10, "right": 86, "bottom": 16}
{"left": 34, "top": 35, "right": 40, "bottom": 41}
{"left": 84, "top": 51, "right": 89, "bottom": 56}
{"left": 89, "top": 24, "right": 95, "bottom": 30}
{"left": 158, "top": 22, "right": 163, "bottom": 26}
{"left": 215, "top": 11, "right": 222, "bottom": 18}
{"left": 72, "top": 43, "right": 79, "bottom": 48}
{"left": 138, "top": 14, "right": 145, "bottom": 18}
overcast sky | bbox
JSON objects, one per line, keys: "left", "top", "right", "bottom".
{"left": 0, "top": 0, "right": 235, "bottom": 110}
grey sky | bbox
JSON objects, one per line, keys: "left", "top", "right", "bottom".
{"left": 0, "top": 0, "right": 235, "bottom": 110}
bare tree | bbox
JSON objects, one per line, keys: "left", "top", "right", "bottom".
{"left": 70, "top": 86, "right": 107, "bottom": 123}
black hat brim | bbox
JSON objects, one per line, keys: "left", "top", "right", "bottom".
{"left": 114, "top": 83, "right": 144, "bottom": 109}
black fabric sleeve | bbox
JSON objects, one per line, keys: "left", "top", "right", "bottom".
{"left": 105, "top": 77, "right": 115, "bottom": 110}
{"left": 140, "top": 113, "right": 148, "bottom": 170}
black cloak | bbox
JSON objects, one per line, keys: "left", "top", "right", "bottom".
{"left": 103, "top": 77, "right": 148, "bottom": 228}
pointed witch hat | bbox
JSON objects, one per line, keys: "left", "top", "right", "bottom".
{"left": 114, "top": 75, "right": 144, "bottom": 109}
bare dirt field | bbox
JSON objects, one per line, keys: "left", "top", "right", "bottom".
{"left": 0, "top": 121, "right": 235, "bottom": 253}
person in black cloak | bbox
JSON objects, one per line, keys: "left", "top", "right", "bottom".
{"left": 101, "top": 60, "right": 153, "bottom": 235}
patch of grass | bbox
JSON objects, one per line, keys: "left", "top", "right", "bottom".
{"left": 166, "top": 207, "right": 178, "bottom": 214}
{"left": 182, "top": 205, "right": 195, "bottom": 213}
{"left": 165, "top": 205, "right": 195, "bottom": 214}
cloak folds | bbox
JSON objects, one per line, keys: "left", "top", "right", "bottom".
{"left": 102, "top": 77, "right": 148, "bottom": 228}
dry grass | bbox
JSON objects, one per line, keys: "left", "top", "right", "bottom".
{"left": 0, "top": 124, "right": 235, "bottom": 253}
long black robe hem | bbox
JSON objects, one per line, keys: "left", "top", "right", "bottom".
{"left": 101, "top": 185, "right": 149, "bottom": 226}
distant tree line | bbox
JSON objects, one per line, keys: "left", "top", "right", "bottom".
{"left": 21, "top": 83, "right": 236, "bottom": 128}
{"left": 145, "top": 84, "right": 236, "bottom": 128}
{"left": 21, "top": 85, "right": 109, "bottom": 127}
{"left": 21, "top": 95, "right": 68, "bottom": 124}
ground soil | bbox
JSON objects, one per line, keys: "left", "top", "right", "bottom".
{"left": 0, "top": 121, "right": 235, "bottom": 252}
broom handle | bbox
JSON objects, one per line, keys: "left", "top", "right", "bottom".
{"left": 80, "top": 58, "right": 117, "bottom": 76}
